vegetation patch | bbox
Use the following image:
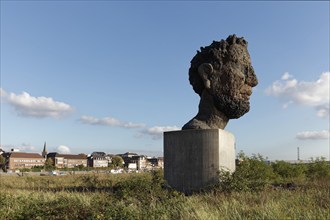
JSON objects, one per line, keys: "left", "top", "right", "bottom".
{"left": 0, "top": 154, "right": 329, "bottom": 219}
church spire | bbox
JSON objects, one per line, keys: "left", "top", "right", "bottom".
{"left": 42, "top": 142, "right": 47, "bottom": 158}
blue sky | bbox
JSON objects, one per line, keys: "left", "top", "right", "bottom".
{"left": 1, "top": 1, "right": 329, "bottom": 160}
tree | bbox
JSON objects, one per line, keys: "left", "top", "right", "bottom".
{"left": 111, "top": 156, "right": 124, "bottom": 168}
{"left": 45, "top": 158, "right": 55, "bottom": 171}
{"left": 0, "top": 155, "right": 6, "bottom": 172}
{"left": 78, "top": 153, "right": 87, "bottom": 158}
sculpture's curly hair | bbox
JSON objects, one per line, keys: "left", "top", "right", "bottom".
{"left": 188, "top": 34, "right": 248, "bottom": 96}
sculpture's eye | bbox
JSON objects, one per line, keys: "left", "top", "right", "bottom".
{"left": 238, "top": 71, "right": 245, "bottom": 82}
{"left": 244, "top": 66, "right": 249, "bottom": 76}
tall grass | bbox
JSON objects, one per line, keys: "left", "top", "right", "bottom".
{"left": 1, "top": 157, "right": 329, "bottom": 219}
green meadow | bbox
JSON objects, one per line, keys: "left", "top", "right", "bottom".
{"left": 1, "top": 154, "right": 329, "bottom": 220}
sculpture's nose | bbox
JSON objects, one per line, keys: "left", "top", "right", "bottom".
{"left": 246, "top": 66, "right": 258, "bottom": 87}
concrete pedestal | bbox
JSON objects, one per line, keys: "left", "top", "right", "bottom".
{"left": 164, "top": 129, "right": 235, "bottom": 193}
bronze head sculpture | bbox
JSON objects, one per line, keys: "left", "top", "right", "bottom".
{"left": 183, "top": 35, "right": 258, "bottom": 130}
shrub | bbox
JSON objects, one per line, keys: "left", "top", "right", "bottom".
{"left": 19, "top": 168, "right": 30, "bottom": 173}
{"left": 80, "top": 174, "right": 102, "bottom": 189}
{"left": 272, "top": 160, "right": 306, "bottom": 180}
{"left": 45, "top": 158, "right": 55, "bottom": 171}
{"left": 1, "top": 166, "right": 329, "bottom": 219}
{"left": 306, "top": 157, "right": 330, "bottom": 180}
{"left": 217, "top": 152, "right": 274, "bottom": 192}
{"left": 31, "top": 166, "right": 44, "bottom": 172}
{"left": 0, "top": 155, "right": 6, "bottom": 172}
{"left": 151, "top": 169, "right": 165, "bottom": 186}
{"left": 113, "top": 174, "right": 153, "bottom": 201}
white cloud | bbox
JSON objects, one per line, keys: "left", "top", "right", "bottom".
{"left": 56, "top": 145, "right": 71, "bottom": 154}
{"left": 281, "top": 72, "right": 293, "bottom": 80}
{"left": 0, "top": 88, "right": 7, "bottom": 97}
{"left": 80, "top": 115, "right": 145, "bottom": 128}
{"left": 282, "top": 101, "right": 293, "bottom": 109}
{"left": 79, "top": 115, "right": 180, "bottom": 140}
{"left": 296, "top": 130, "right": 330, "bottom": 140}
{"left": 141, "top": 126, "right": 181, "bottom": 140}
{"left": 266, "top": 72, "right": 330, "bottom": 118}
{"left": 316, "top": 104, "right": 329, "bottom": 118}
{"left": 0, "top": 143, "right": 37, "bottom": 153}
{"left": 19, "top": 143, "right": 38, "bottom": 152}
{"left": 1, "top": 88, "right": 74, "bottom": 118}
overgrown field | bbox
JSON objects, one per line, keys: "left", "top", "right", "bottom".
{"left": 1, "top": 154, "right": 329, "bottom": 220}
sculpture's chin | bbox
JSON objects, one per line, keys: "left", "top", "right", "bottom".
{"left": 214, "top": 95, "right": 250, "bottom": 119}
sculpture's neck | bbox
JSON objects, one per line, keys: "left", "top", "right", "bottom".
{"left": 195, "top": 91, "right": 229, "bottom": 129}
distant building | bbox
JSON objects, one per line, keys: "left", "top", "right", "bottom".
{"left": 4, "top": 152, "right": 45, "bottom": 170}
{"left": 47, "top": 153, "right": 87, "bottom": 168}
{"left": 157, "top": 157, "right": 164, "bottom": 168}
{"left": 131, "top": 155, "right": 148, "bottom": 170}
{"left": 280, "top": 160, "right": 313, "bottom": 164}
{"left": 119, "top": 152, "right": 138, "bottom": 158}
{"left": 90, "top": 152, "right": 106, "bottom": 157}
{"left": 88, "top": 152, "right": 108, "bottom": 168}
{"left": 119, "top": 152, "right": 137, "bottom": 168}
{"left": 119, "top": 152, "right": 164, "bottom": 171}
{"left": 127, "top": 163, "right": 137, "bottom": 170}
{"left": 105, "top": 154, "right": 114, "bottom": 164}
{"left": 147, "top": 157, "right": 164, "bottom": 169}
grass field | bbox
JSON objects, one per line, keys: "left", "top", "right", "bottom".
{"left": 1, "top": 157, "right": 330, "bottom": 220}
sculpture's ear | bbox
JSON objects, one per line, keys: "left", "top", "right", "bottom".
{"left": 198, "top": 63, "right": 213, "bottom": 89}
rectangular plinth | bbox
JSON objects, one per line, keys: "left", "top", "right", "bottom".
{"left": 164, "top": 129, "right": 235, "bottom": 193}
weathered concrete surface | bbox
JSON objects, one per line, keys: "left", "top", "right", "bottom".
{"left": 164, "top": 129, "right": 235, "bottom": 193}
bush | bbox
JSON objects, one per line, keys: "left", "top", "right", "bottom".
{"left": 80, "top": 174, "right": 103, "bottom": 189}
{"left": 217, "top": 152, "right": 274, "bottom": 192}
{"left": 44, "top": 158, "right": 55, "bottom": 171}
{"left": 19, "top": 168, "right": 30, "bottom": 173}
{"left": 113, "top": 174, "right": 153, "bottom": 201}
{"left": 1, "top": 164, "right": 329, "bottom": 219}
{"left": 216, "top": 153, "right": 330, "bottom": 193}
{"left": 0, "top": 155, "right": 6, "bottom": 172}
{"left": 306, "top": 157, "right": 330, "bottom": 180}
{"left": 272, "top": 160, "right": 306, "bottom": 180}
{"left": 31, "top": 166, "right": 44, "bottom": 172}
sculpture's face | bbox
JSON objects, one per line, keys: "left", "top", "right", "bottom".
{"left": 210, "top": 44, "right": 258, "bottom": 119}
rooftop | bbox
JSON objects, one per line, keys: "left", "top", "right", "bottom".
{"left": 47, "top": 152, "right": 87, "bottom": 159}
{"left": 9, "top": 152, "right": 44, "bottom": 159}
